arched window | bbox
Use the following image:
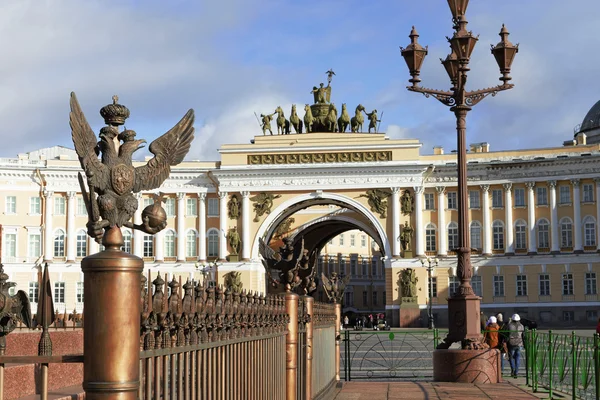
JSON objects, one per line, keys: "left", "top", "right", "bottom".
{"left": 54, "top": 229, "right": 65, "bottom": 257}
{"left": 164, "top": 230, "right": 176, "bottom": 257}
{"left": 186, "top": 230, "right": 198, "bottom": 257}
{"left": 122, "top": 230, "right": 132, "bottom": 254}
{"left": 447, "top": 222, "right": 458, "bottom": 250}
{"left": 207, "top": 229, "right": 219, "bottom": 257}
{"left": 76, "top": 230, "right": 87, "bottom": 258}
{"left": 492, "top": 221, "right": 504, "bottom": 250}
{"left": 425, "top": 223, "right": 436, "bottom": 252}
{"left": 143, "top": 235, "right": 154, "bottom": 257}
{"left": 583, "top": 216, "right": 597, "bottom": 247}
{"left": 537, "top": 219, "right": 550, "bottom": 248}
{"left": 560, "top": 217, "right": 573, "bottom": 248}
{"left": 515, "top": 220, "right": 527, "bottom": 250}
{"left": 470, "top": 221, "right": 482, "bottom": 250}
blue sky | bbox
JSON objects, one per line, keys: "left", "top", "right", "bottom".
{"left": 1, "top": 0, "right": 599, "bottom": 160}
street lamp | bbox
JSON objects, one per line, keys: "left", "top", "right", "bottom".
{"left": 420, "top": 257, "right": 439, "bottom": 329}
{"left": 401, "top": 0, "right": 518, "bottom": 348}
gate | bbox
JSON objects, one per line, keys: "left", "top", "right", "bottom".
{"left": 341, "top": 329, "right": 441, "bottom": 381}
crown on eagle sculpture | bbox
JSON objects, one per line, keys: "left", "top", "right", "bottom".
{"left": 99, "top": 95, "right": 131, "bottom": 126}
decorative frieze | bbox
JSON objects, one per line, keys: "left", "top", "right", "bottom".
{"left": 248, "top": 151, "right": 392, "bottom": 165}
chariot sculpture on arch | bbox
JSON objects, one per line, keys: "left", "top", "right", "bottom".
{"left": 70, "top": 92, "right": 195, "bottom": 245}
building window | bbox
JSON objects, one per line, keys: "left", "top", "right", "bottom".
{"left": 165, "top": 198, "right": 176, "bottom": 217}
{"left": 563, "top": 311, "right": 574, "bottom": 322}
{"left": 339, "top": 258, "right": 346, "bottom": 274}
{"left": 207, "top": 198, "right": 219, "bottom": 217}
{"left": 76, "top": 230, "right": 87, "bottom": 257}
{"left": 587, "top": 310, "right": 598, "bottom": 322}
{"left": 54, "top": 196, "right": 66, "bottom": 215}
{"left": 361, "top": 235, "right": 366, "bottom": 247}
{"left": 449, "top": 276, "right": 460, "bottom": 297}
{"left": 143, "top": 198, "right": 153, "bottom": 208}
{"left": 425, "top": 224, "right": 436, "bottom": 252}
{"left": 470, "top": 222, "right": 482, "bottom": 250}
{"left": 448, "top": 222, "right": 458, "bottom": 250}
{"left": 586, "top": 272, "right": 597, "bottom": 295}
{"left": 537, "top": 187, "right": 548, "bottom": 206}
{"left": 493, "top": 275, "right": 505, "bottom": 297}
{"left": 560, "top": 218, "right": 573, "bottom": 247}
{"left": 164, "top": 230, "right": 175, "bottom": 257}
{"left": 28, "top": 232, "right": 41, "bottom": 258}
{"left": 514, "top": 188, "right": 525, "bottom": 207}
{"left": 30, "top": 197, "right": 41, "bottom": 214}
{"left": 539, "top": 274, "right": 550, "bottom": 296}
{"left": 372, "top": 291, "right": 378, "bottom": 306}
{"left": 186, "top": 198, "right": 197, "bottom": 216}
{"left": 371, "top": 258, "right": 378, "bottom": 276}
{"left": 472, "top": 275, "right": 482, "bottom": 297}
{"left": 5, "top": 196, "right": 16, "bottom": 214}
{"left": 186, "top": 231, "right": 197, "bottom": 257}
{"left": 54, "top": 229, "right": 65, "bottom": 257}
{"left": 329, "top": 259, "right": 335, "bottom": 274}
{"left": 4, "top": 232, "right": 16, "bottom": 259}
{"left": 431, "top": 277, "right": 438, "bottom": 297}
{"left": 77, "top": 197, "right": 87, "bottom": 216}
{"left": 584, "top": 217, "right": 597, "bottom": 247}
{"left": 122, "top": 230, "right": 132, "bottom": 253}
{"left": 207, "top": 230, "right": 219, "bottom": 257}
{"left": 583, "top": 184, "right": 594, "bottom": 203}
{"left": 350, "top": 259, "right": 357, "bottom": 276}
{"left": 447, "top": 192, "right": 457, "bottom": 210}
{"left": 143, "top": 235, "right": 154, "bottom": 257}
{"left": 339, "top": 234, "right": 344, "bottom": 246}
{"left": 492, "top": 189, "right": 503, "bottom": 208}
{"left": 54, "top": 282, "right": 65, "bottom": 304}
{"left": 559, "top": 186, "right": 571, "bottom": 204}
{"left": 28, "top": 282, "right": 39, "bottom": 303}
{"left": 76, "top": 282, "right": 84, "bottom": 303}
{"left": 492, "top": 221, "right": 504, "bottom": 250}
{"left": 516, "top": 275, "right": 528, "bottom": 296}
{"left": 469, "top": 190, "right": 480, "bottom": 209}
{"left": 537, "top": 219, "right": 550, "bottom": 248}
{"left": 344, "top": 292, "right": 353, "bottom": 307}
{"left": 361, "top": 259, "right": 368, "bottom": 276}
{"left": 515, "top": 220, "right": 527, "bottom": 250}
{"left": 562, "top": 273, "right": 574, "bottom": 295}
{"left": 424, "top": 193, "right": 435, "bottom": 210}
{"left": 350, "top": 234, "right": 355, "bottom": 247}
{"left": 363, "top": 291, "right": 368, "bottom": 306}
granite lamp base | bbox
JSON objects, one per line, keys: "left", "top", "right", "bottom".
{"left": 433, "top": 349, "right": 501, "bottom": 384}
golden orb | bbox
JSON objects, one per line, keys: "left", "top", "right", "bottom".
{"left": 142, "top": 202, "right": 167, "bottom": 229}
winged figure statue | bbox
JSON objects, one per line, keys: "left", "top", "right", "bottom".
{"left": 0, "top": 264, "right": 33, "bottom": 352}
{"left": 321, "top": 272, "right": 351, "bottom": 304}
{"left": 357, "top": 188, "right": 393, "bottom": 218}
{"left": 250, "top": 193, "right": 281, "bottom": 222}
{"left": 70, "top": 93, "right": 195, "bottom": 241}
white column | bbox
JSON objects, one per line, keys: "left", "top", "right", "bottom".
{"left": 219, "top": 192, "right": 228, "bottom": 261}
{"left": 391, "top": 187, "right": 400, "bottom": 258}
{"left": 241, "top": 191, "right": 251, "bottom": 261}
{"left": 596, "top": 178, "right": 600, "bottom": 252}
{"left": 198, "top": 194, "right": 207, "bottom": 261}
{"left": 176, "top": 192, "right": 186, "bottom": 261}
{"left": 572, "top": 179, "right": 583, "bottom": 253}
{"left": 526, "top": 182, "right": 537, "bottom": 254}
{"left": 436, "top": 187, "right": 447, "bottom": 256}
{"left": 549, "top": 180, "right": 560, "bottom": 253}
{"left": 504, "top": 183, "right": 514, "bottom": 255}
{"left": 66, "top": 192, "right": 76, "bottom": 262}
{"left": 414, "top": 186, "right": 424, "bottom": 256}
{"left": 481, "top": 185, "right": 492, "bottom": 255}
{"left": 43, "top": 190, "right": 54, "bottom": 262}
{"left": 155, "top": 229, "right": 164, "bottom": 262}
{"left": 134, "top": 193, "right": 143, "bottom": 258}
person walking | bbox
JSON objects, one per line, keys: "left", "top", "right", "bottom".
{"left": 496, "top": 313, "right": 509, "bottom": 373}
{"left": 344, "top": 315, "right": 349, "bottom": 330}
{"left": 484, "top": 316, "right": 500, "bottom": 349}
{"left": 507, "top": 313, "right": 525, "bottom": 378}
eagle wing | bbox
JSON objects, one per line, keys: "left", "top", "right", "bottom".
{"left": 258, "top": 237, "right": 282, "bottom": 271}
{"left": 249, "top": 193, "right": 267, "bottom": 203}
{"left": 321, "top": 273, "right": 332, "bottom": 290}
{"left": 70, "top": 92, "right": 109, "bottom": 191}
{"left": 374, "top": 188, "right": 394, "bottom": 198}
{"left": 133, "top": 109, "right": 195, "bottom": 192}
{"left": 11, "top": 290, "right": 33, "bottom": 328}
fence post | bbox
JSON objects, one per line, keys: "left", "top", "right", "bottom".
{"left": 571, "top": 331, "right": 577, "bottom": 400}
{"left": 285, "top": 292, "right": 299, "bottom": 400}
{"left": 525, "top": 328, "right": 530, "bottom": 386}
{"left": 334, "top": 303, "right": 341, "bottom": 382}
{"left": 304, "top": 296, "right": 314, "bottom": 400}
{"left": 532, "top": 329, "right": 538, "bottom": 392}
{"left": 433, "top": 328, "right": 439, "bottom": 349}
{"left": 594, "top": 333, "right": 599, "bottom": 400}
{"left": 548, "top": 330, "right": 553, "bottom": 399}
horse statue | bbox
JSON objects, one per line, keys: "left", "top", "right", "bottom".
{"left": 351, "top": 104, "right": 366, "bottom": 133}
{"left": 326, "top": 103, "right": 338, "bottom": 132}
{"left": 337, "top": 103, "right": 350, "bottom": 133}
{"left": 304, "top": 104, "right": 314, "bottom": 133}
{"left": 290, "top": 104, "right": 303, "bottom": 134}
{"left": 275, "top": 106, "right": 291, "bottom": 135}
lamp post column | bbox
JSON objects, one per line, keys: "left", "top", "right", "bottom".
{"left": 241, "top": 191, "right": 251, "bottom": 261}
{"left": 504, "top": 183, "right": 514, "bottom": 255}
{"left": 198, "top": 194, "right": 206, "bottom": 262}
{"left": 526, "top": 182, "right": 537, "bottom": 254}
{"left": 176, "top": 193, "right": 185, "bottom": 261}
{"left": 428, "top": 262, "right": 435, "bottom": 329}
{"left": 481, "top": 185, "right": 492, "bottom": 256}
{"left": 436, "top": 187, "right": 447, "bottom": 256}
{"left": 414, "top": 186, "right": 425, "bottom": 256}
{"left": 218, "top": 192, "right": 228, "bottom": 261}
{"left": 572, "top": 179, "right": 583, "bottom": 253}
{"left": 392, "top": 188, "right": 401, "bottom": 258}
{"left": 549, "top": 181, "right": 560, "bottom": 254}
{"left": 43, "top": 191, "right": 54, "bottom": 262}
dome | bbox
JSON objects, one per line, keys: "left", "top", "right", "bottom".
{"left": 576, "top": 100, "right": 600, "bottom": 135}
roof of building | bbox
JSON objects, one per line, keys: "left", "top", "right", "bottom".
{"left": 576, "top": 100, "right": 600, "bottom": 135}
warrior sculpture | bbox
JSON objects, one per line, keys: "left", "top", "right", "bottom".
{"left": 227, "top": 194, "right": 241, "bottom": 220}
{"left": 400, "top": 189, "right": 415, "bottom": 215}
{"left": 70, "top": 93, "right": 194, "bottom": 242}
{"left": 366, "top": 109, "right": 380, "bottom": 133}
{"left": 321, "top": 272, "right": 351, "bottom": 304}
{"left": 399, "top": 268, "right": 418, "bottom": 298}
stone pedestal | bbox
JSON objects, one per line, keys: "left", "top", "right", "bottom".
{"left": 403, "top": 250, "right": 413, "bottom": 258}
{"left": 433, "top": 349, "right": 501, "bottom": 383}
{"left": 446, "top": 295, "right": 481, "bottom": 343}
{"left": 227, "top": 254, "right": 239, "bottom": 262}
{"left": 398, "top": 297, "right": 420, "bottom": 327}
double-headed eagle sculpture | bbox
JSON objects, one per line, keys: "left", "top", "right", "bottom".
{"left": 0, "top": 264, "right": 32, "bottom": 351}
{"left": 70, "top": 93, "right": 195, "bottom": 241}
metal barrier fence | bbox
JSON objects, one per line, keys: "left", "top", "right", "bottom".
{"left": 311, "top": 302, "right": 337, "bottom": 398}
{"left": 526, "top": 330, "right": 600, "bottom": 400}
